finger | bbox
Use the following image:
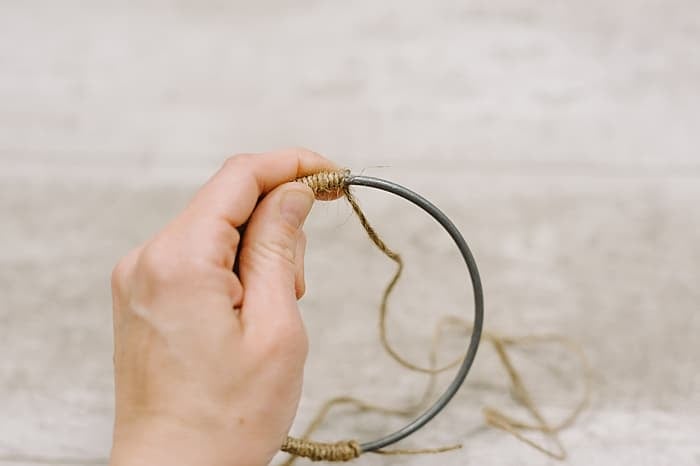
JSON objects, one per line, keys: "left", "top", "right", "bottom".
{"left": 130, "top": 236, "right": 245, "bottom": 312}
{"left": 236, "top": 182, "right": 314, "bottom": 330}
{"left": 295, "top": 230, "right": 307, "bottom": 300}
{"left": 111, "top": 247, "right": 143, "bottom": 337}
{"left": 111, "top": 246, "right": 143, "bottom": 303}
{"left": 185, "top": 148, "right": 338, "bottom": 230}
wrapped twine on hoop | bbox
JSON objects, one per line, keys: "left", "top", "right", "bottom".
{"left": 280, "top": 170, "right": 592, "bottom": 464}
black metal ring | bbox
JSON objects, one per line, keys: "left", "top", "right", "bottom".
{"left": 342, "top": 174, "right": 485, "bottom": 452}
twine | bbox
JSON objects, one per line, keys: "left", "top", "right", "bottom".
{"left": 282, "top": 169, "right": 592, "bottom": 464}
{"left": 281, "top": 438, "right": 361, "bottom": 462}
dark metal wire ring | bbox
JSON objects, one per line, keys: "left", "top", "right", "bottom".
{"left": 342, "top": 174, "right": 485, "bottom": 452}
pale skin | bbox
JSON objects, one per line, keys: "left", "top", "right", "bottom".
{"left": 110, "top": 149, "right": 338, "bottom": 466}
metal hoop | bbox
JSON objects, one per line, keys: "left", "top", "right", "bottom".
{"left": 342, "top": 174, "right": 485, "bottom": 452}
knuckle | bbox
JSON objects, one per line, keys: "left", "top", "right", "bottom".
{"left": 223, "top": 153, "right": 256, "bottom": 170}
{"left": 248, "top": 236, "right": 296, "bottom": 268}
{"left": 137, "top": 241, "right": 182, "bottom": 285}
{"left": 288, "top": 146, "right": 317, "bottom": 158}
{"left": 110, "top": 258, "right": 130, "bottom": 293}
{"left": 111, "top": 248, "right": 141, "bottom": 293}
{"left": 210, "top": 219, "right": 241, "bottom": 249}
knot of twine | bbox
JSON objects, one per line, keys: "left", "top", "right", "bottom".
{"left": 297, "top": 169, "right": 351, "bottom": 199}
{"left": 281, "top": 437, "right": 361, "bottom": 462}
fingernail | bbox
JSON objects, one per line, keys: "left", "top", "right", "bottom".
{"left": 280, "top": 188, "right": 314, "bottom": 229}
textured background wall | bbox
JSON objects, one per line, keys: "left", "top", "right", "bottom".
{"left": 1, "top": 1, "right": 699, "bottom": 465}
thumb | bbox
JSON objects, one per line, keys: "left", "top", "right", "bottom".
{"left": 238, "top": 182, "right": 314, "bottom": 328}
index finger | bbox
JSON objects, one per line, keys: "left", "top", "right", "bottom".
{"left": 185, "top": 148, "right": 339, "bottom": 228}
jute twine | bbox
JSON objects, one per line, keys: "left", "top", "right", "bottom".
{"left": 280, "top": 170, "right": 593, "bottom": 463}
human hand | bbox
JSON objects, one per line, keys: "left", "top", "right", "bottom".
{"left": 109, "top": 149, "right": 337, "bottom": 466}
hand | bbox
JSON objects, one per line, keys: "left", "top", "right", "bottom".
{"left": 109, "top": 149, "right": 337, "bottom": 466}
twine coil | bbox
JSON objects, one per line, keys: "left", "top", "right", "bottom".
{"left": 281, "top": 438, "right": 361, "bottom": 462}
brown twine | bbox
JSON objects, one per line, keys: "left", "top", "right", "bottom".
{"left": 282, "top": 170, "right": 593, "bottom": 464}
{"left": 281, "top": 438, "right": 362, "bottom": 462}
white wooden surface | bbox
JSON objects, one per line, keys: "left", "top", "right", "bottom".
{"left": 1, "top": 1, "right": 698, "bottom": 465}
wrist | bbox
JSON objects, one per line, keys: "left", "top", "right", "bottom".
{"left": 110, "top": 416, "right": 270, "bottom": 466}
